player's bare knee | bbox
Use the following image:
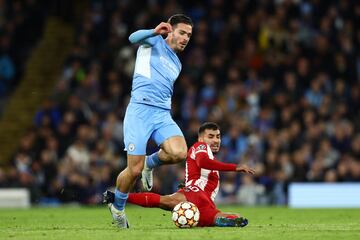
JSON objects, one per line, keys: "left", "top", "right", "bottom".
{"left": 170, "top": 148, "right": 187, "bottom": 163}
{"left": 170, "top": 154, "right": 184, "bottom": 163}
{"left": 127, "top": 156, "right": 145, "bottom": 177}
{"left": 177, "top": 151, "right": 187, "bottom": 162}
{"left": 130, "top": 167, "right": 143, "bottom": 177}
{"left": 128, "top": 164, "right": 143, "bottom": 177}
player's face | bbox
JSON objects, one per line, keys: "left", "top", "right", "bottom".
{"left": 199, "top": 129, "right": 221, "bottom": 153}
{"left": 169, "top": 23, "right": 192, "bottom": 52}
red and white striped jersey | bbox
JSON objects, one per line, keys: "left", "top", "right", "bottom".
{"left": 185, "top": 142, "right": 237, "bottom": 202}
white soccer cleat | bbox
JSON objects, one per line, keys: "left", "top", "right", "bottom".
{"left": 141, "top": 157, "right": 153, "bottom": 191}
{"left": 108, "top": 203, "right": 129, "bottom": 228}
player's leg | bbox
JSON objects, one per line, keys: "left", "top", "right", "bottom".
{"left": 109, "top": 155, "right": 144, "bottom": 228}
{"left": 179, "top": 188, "right": 247, "bottom": 227}
{"left": 115, "top": 154, "right": 145, "bottom": 204}
{"left": 106, "top": 190, "right": 186, "bottom": 211}
{"left": 108, "top": 103, "right": 153, "bottom": 228}
{"left": 145, "top": 136, "right": 187, "bottom": 168}
{"left": 214, "top": 212, "right": 249, "bottom": 227}
{"left": 127, "top": 191, "right": 186, "bottom": 210}
{"left": 142, "top": 136, "right": 187, "bottom": 190}
{"left": 177, "top": 188, "right": 218, "bottom": 227}
{"left": 159, "top": 136, "right": 188, "bottom": 163}
{"left": 142, "top": 112, "right": 187, "bottom": 191}
{"left": 149, "top": 110, "right": 187, "bottom": 165}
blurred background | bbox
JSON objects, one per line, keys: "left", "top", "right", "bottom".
{"left": 0, "top": 0, "right": 359, "bottom": 207}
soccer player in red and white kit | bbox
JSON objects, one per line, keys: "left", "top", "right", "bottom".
{"left": 104, "top": 122, "right": 255, "bottom": 227}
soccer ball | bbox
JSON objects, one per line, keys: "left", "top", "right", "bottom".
{"left": 172, "top": 201, "right": 200, "bottom": 228}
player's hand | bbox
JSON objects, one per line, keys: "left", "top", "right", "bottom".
{"left": 236, "top": 164, "right": 255, "bottom": 174}
{"left": 154, "top": 22, "right": 172, "bottom": 35}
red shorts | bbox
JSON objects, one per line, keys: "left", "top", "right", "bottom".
{"left": 177, "top": 187, "right": 220, "bottom": 227}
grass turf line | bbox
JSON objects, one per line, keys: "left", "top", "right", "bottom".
{"left": 0, "top": 206, "right": 359, "bottom": 240}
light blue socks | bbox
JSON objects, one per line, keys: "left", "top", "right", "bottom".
{"left": 145, "top": 152, "right": 163, "bottom": 169}
{"left": 113, "top": 189, "right": 128, "bottom": 211}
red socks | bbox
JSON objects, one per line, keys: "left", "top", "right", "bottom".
{"left": 128, "top": 193, "right": 161, "bottom": 208}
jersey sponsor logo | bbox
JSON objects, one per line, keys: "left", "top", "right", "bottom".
{"left": 128, "top": 143, "right": 135, "bottom": 152}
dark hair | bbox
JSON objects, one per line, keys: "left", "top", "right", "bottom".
{"left": 198, "top": 122, "right": 220, "bottom": 135}
{"left": 167, "top": 14, "right": 193, "bottom": 27}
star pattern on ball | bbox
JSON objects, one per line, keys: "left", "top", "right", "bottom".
{"left": 178, "top": 208, "right": 185, "bottom": 216}
{"left": 172, "top": 201, "right": 200, "bottom": 228}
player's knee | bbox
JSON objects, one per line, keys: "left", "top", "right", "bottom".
{"left": 130, "top": 167, "right": 143, "bottom": 177}
{"left": 128, "top": 164, "right": 143, "bottom": 177}
{"left": 178, "top": 149, "right": 188, "bottom": 161}
{"left": 170, "top": 149, "right": 187, "bottom": 162}
{"left": 127, "top": 155, "right": 145, "bottom": 177}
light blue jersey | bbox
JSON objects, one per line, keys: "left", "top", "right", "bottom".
{"left": 129, "top": 29, "right": 182, "bottom": 110}
{"left": 123, "top": 30, "right": 184, "bottom": 155}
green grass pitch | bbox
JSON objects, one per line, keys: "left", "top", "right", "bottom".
{"left": 0, "top": 206, "right": 359, "bottom": 240}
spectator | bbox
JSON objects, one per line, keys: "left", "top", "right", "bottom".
{"left": 3, "top": 0, "right": 359, "bottom": 205}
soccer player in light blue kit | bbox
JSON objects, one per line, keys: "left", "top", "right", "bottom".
{"left": 107, "top": 14, "right": 193, "bottom": 228}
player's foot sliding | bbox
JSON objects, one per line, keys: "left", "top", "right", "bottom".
{"left": 215, "top": 216, "right": 249, "bottom": 227}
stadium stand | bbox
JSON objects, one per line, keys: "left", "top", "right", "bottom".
{"left": 0, "top": 0, "right": 47, "bottom": 113}
{"left": 0, "top": 0, "right": 358, "bottom": 205}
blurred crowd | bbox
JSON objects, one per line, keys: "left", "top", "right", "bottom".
{"left": 0, "top": 0, "right": 46, "bottom": 111}
{"left": 0, "top": 0, "right": 359, "bottom": 206}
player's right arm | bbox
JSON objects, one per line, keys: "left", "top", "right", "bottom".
{"left": 196, "top": 152, "right": 237, "bottom": 171}
{"left": 128, "top": 22, "right": 172, "bottom": 45}
{"left": 235, "top": 164, "right": 255, "bottom": 174}
{"left": 193, "top": 143, "right": 237, "bottom": 171}
{"left": 193, "top": 143, "right": 255, "bottom": 174}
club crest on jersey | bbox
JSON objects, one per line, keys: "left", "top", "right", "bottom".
{"left": 128, "top": 143, "right": 135, "bottom": 152}
{"left": 196, "top": 144, "right": 206, "bottom": 151}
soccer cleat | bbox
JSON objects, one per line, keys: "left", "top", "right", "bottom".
{"left": 103, "top": 190, "right": 115, "bottom": 204}
{"left": 108, "top": 203, "right": 130, "bottom": 228}
{"left": 215, "top": 217, "right": 249, "bottom": 227}
{"left": 141, "top": 157, "right": 153, "bottom": 191}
